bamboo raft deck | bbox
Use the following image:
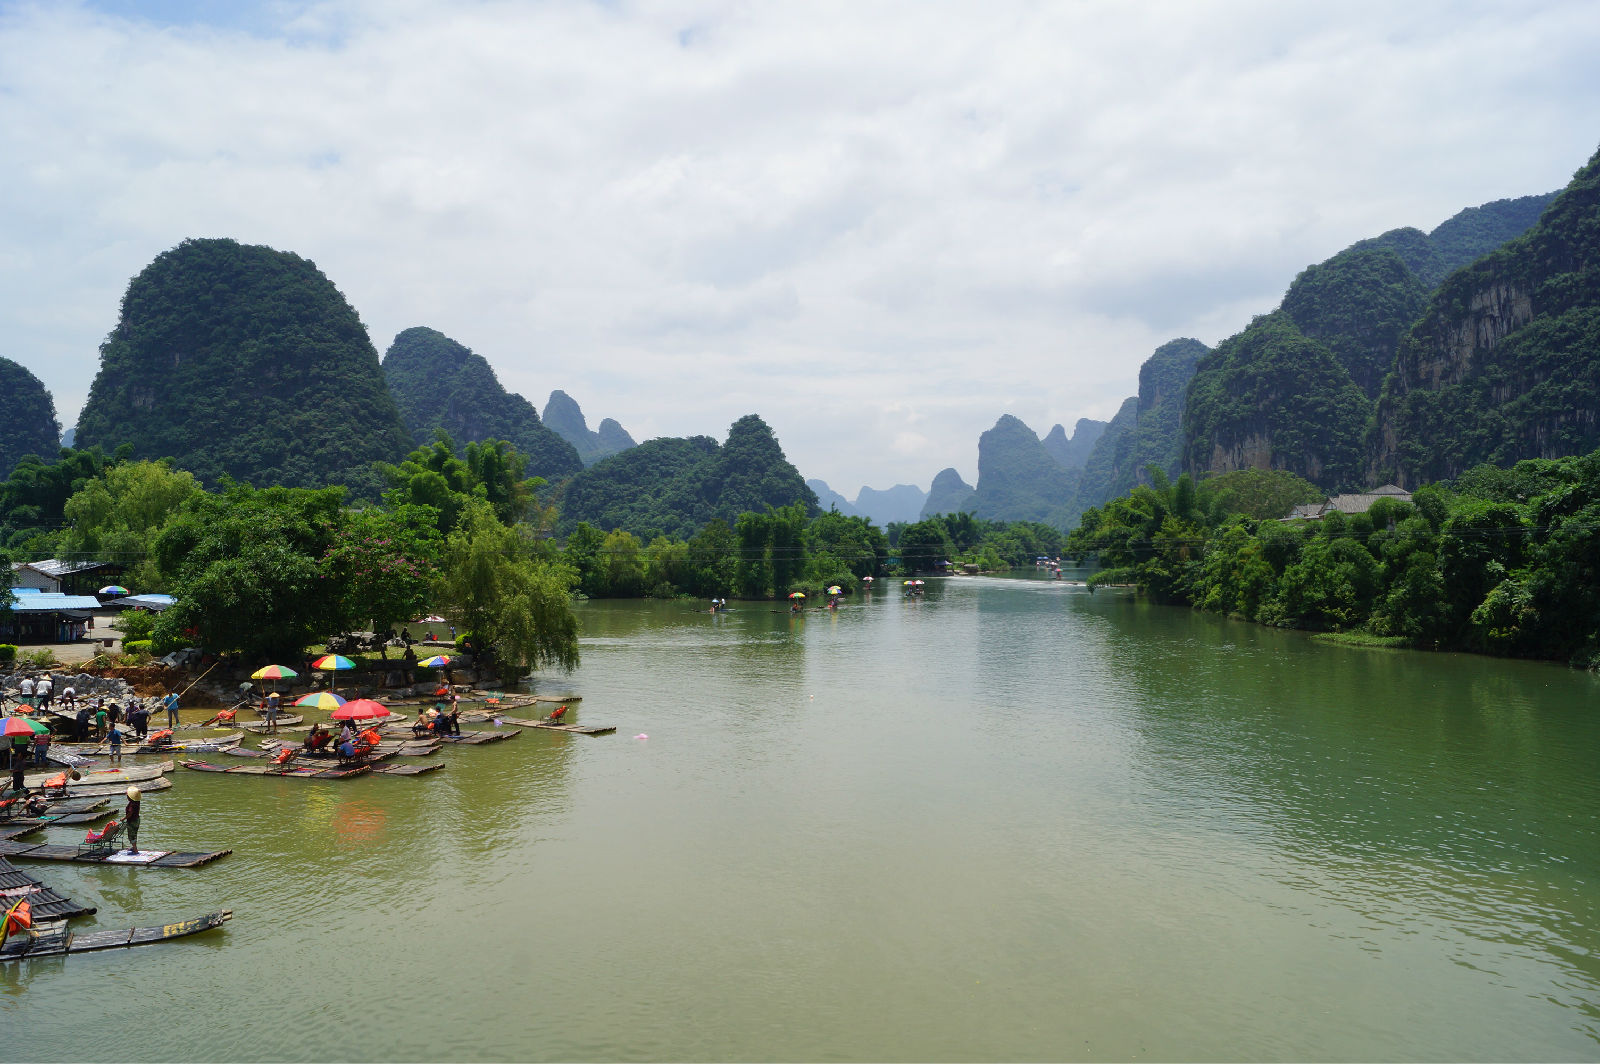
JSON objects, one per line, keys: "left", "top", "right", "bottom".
{"left": 22, "top": 761, "right": 172, "bottom": 790}
{"left": 239, "top": 715, "right": 305, "bottom": 732}
{"left": 0, "top": 833, "right": 232, "bottom": 867}
{"left": 180, "top": 759, "right": 370, "bottom": 780}
{"left": 479, "top": 715, "right": 616, "bottom": 736}
{"left": 48, "top": 777, "right": 172, "bottom": 799}
{"left": 1, "top": 910, "right": 233, "bottom": 960}
{"left": 0, "top": 856, "right": 98, "bottom": 920}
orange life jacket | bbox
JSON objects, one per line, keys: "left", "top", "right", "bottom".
{"left": 3, "top": 899, "right": 31, "bottom": 938}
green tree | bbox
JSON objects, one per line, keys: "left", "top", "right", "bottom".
{"left": 433, "top": 501, "right": 579, "bottom": 672}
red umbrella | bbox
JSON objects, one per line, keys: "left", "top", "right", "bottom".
{"left": 331, "top": 699, "right": 391, "bottom": 722}
{"left": 3, "top": 716, "right": 47, "bottom": 737}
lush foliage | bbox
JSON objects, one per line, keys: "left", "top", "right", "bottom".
{"left": 0, "top": 446, "right": 124, "bottom": 552}
{"left": 1182, "top": 312, "right": 1371, "bottom": 491}
{"left": 558, "top": 415, "right": 817, "bottom": 540}
{"left": 75, "top": 237, "right": 412, "bottom": 497}
{"left": 433, "top": 500, "right": 579, "bottom": 673}
{"left": 381, "top": 327, "right": 583, "bottom": 482}
{"left": 380, "top": 435, "right": 545, "bottom": 535}
{"left": 0, "top": 357, "right": 62, "bottom": 480}
{"left": 1376, "top": 151, "right": 1600, "bottom": 484}
{"left": 1068, "top": 451, "right": 1600, "bottom": 667}
{"left": 1280, "top": 244, "right": 1429, "bottom": 399}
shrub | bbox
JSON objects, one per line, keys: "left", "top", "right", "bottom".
{"left": 20, "top": 649, "right": 55, "bottom": 669}
{"left": 0, "top": 644, "right": 16, "bottom": 665}
{"left": 123, "top": 640, "right": 153, "bottom": 657}
{"left": 117, "top": 611, "right": 156, "bottom": 642}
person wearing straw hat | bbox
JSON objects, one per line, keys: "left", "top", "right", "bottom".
{"left": 124, "top": 785, "right": 141, "bottom": 854}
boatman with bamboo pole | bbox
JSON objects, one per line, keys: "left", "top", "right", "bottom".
{"left": 124, "top": 785, "right": 141, "bottom": 854}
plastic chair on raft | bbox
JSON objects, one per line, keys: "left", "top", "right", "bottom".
{"left": 542, "top": 705, "right": 568, "bottom": 725}
{"left": 79, "top": 819, "right": 123, "bottom": 858}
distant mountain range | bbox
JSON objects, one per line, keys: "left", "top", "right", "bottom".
{"left": 805, "top": 479, "right": 928, "bottom": 526}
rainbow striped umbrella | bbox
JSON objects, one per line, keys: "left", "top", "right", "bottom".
{"left": 251, "top": 664, "right": 298, "bottom": 681}
{"left": 311, "top": 654, "right": 356, "bottom": 694}
{"left": 294, "top": 691, "right": 346, "bottom": 710}
{"left": 418, "top": 655, "right": 452, "bottom": 668}
{"left": 98, "top": 585, "right": 130, "bottom": 596}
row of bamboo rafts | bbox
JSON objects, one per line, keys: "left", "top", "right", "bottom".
{"left": 456, "top": 711, "right": 616, "bottom": 735}
{"left": 51, "top": 732, "right": 245, "bottom": 754}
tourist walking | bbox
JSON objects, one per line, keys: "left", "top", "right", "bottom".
{"left": 163, "top": 690, "right": 180, "bottom": 728}
{"left": 93, "top": 703, "right": 108, "bottom": 739}
{"left": 35, "top": 674, "right": 52, "bottom": 712}
{"left": 31, "top": 728, "right": 48, "bottom": 767}
{"left": 17, "top": 675, "right": 33, "bottom": 707}
{"left": 107, "top": 724, "right": 123, "bottom": 764}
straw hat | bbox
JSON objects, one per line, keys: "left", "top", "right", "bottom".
{"left": 126, "top": 785, "right": 141, "bottom": 800}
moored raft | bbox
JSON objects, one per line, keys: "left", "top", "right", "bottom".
{"left": 0, "top": 856, "right": 98, "bottom": 919}
{"left": 1, "top": 910, "right": 232, "bottom": 960}
{"left": 22, "top": 761, "right": 172, "bottom": 791}
{"left": 490, "top": 716, "right": 617, "bottom": 736}
{"left": 180, "top": 759, "right": 370, "bottom": 780}
{"left": 0, "top": 835, "right": 232, "bottom": 867}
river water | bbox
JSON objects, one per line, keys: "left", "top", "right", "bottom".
{"left": 7, "top": 574, "right": 1600, "bottom": 1061}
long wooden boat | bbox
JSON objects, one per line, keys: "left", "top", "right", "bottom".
{"left": 0, "top": 856, "right": 98, "bottom": 920}
{"left": 0, "top": 798, "right": 108, "bottom": 823}
{"left": 179, "top": 759, "right": 370, "bottom": 780}
{"left": 1, "top": 910, "right": 232, "bottom": 960}
{"left": 22, "top": 761, "right": 173, "bottom": 790}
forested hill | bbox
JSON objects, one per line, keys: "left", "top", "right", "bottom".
{"left": 381, "top": 327, "right": 582, "bottom": 482}
{"left": 1180, "top": 186, "right": 1560, "bottom": 492}
{"left": 75, "top": 238, "right": 411, "bottom": 496}
{"left": 542, "top": 390, "right": 637, "bottom": 466}
{"left": 920, "top": 467, "right": 975, "bottom": 518}
{"left": 968, "top": 415, "right": 1080, "bottom": 523}
{"left": 0, "top": 358, "right": 61, "bottom": 478}
{"left": 1054, "top": 337, "right": 1209, "bottom": 529}
{"left": 1042, "top": 419, "right": 1106, "bottom": 469}
{"left": 1373, "top": 146, "right": 1600, "bottom": 485}
{"left": 558, "top": 414, "right": 817, "bottom": 539}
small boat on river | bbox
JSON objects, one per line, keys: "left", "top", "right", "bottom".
{"left": 22, "top": 761, "right": 172, "bottom": 791}
{"left": 1, "top": 910, "right": 232, "bottom": 961}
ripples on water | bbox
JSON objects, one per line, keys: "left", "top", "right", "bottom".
{"left": 8, "top": 575, "right": 1600, "bottom": 1061}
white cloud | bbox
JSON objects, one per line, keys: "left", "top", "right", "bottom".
{"left": 2, "top": 0, "right": 1598, "bottom": 491}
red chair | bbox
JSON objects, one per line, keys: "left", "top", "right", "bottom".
{"left": 80, "top": 820, "right": 123, "bottom": 857}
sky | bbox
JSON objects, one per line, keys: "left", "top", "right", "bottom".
{"left": 3, "top": 1, "right": 1599, "bottom": 496}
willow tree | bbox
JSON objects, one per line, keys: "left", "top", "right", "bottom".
{"left": 433, "top": 500, "right": 579, "bottom": 673}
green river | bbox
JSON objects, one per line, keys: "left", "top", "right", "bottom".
{"left": 6, "top": 574, "right": 1600, "bottom": 1060}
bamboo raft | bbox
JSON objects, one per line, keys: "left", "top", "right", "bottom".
{"left": 0, "top": 833, "right": 232, "bottom": 867}
{"left": 0, "top": 856, "right": 98, "bottom": 920}
{"left": 180, "top": 759, "right": 370, "bottom": 780}
{"left": 238, "top": 715, "right": 305, "bottom": 732}
{"left": 46, "top": 777, "right": 172, "bottom": 799}
{"left": 1, "top": 910, "right": 233, "bottom": 960}
{"left": 22, "top": 761, "right": 172, "bottom": 791}
{"left": 486, "top": 716, "right": 616, "bottom": 736}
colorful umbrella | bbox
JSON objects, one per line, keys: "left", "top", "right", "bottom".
{"left": 311, "top": 654, "right": 356, "bottom": 694}
{"left": 251, "top": 664, "right": 298, "bottom": 681}
{"left": 417, "top": 615, "right": 446, "bottom": 624}
{"left": 914, "top": 579, "right": 925, "bottom": 586}
{"left": 97, "top": 585, "right": 129, "bottom": 596}
{"left": 827, "top": 586, "right": 842, "bottom": 595}
{"left": 418, "top": 655, "right": 452, "bottom": 668}
{"left": 2, "top": 716, "right": 47, "bottom": 737}
{"left": 331, "top": 699, "right": 390, "bottom": 722}
{"left": 903, "top": 580, "right": 914, "bottom": 586}
{"left": 862, "top": 576, "right": 874, "bottom": 583}
{"left": 294, "top": 691, "right": 346, "bottom": 710}
{"left": 788, "top": 592, "right": 805, "bottom": 599}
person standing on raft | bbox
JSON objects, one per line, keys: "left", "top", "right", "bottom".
{"left": 124, "top": 785, "right": 141, "bottom": 854}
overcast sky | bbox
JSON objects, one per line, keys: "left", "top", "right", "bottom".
{"left": 4, "top": 0, "right": 1599, "bottom": 495}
